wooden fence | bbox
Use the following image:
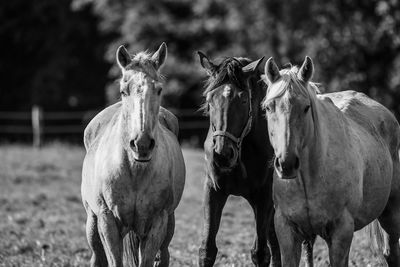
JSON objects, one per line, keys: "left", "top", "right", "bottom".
{"left": 0, "top": 106, "right": 209, "bottom": 147}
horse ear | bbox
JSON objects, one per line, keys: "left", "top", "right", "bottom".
{"left": 197, "top": 51, "right": 215, "bottom": 75}
{"left": 116, "top": 45, "right": 131, "bottom": 70}
{"left": 298, "top": 56, "right": 314, "bottom": 82}
{"left": 242, "top": 56, "right": 265, "bottom": 74}
{"left": 264, "top": 57, "right": 281, "bottom": 84}
{"left": 151, "top": 42, "right": 168, "bottom": 70}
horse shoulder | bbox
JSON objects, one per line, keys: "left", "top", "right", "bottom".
{"left": 84, "top": 102, "right": 122, "bottom": 151}
{"left": 159, "top": 107, "right": 179, "bottom": 137}
{"left": 319, "top": 91, "right": 395, "bottom": 137}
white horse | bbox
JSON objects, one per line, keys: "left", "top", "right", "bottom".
{"left": 262, "top": 56, "right": 400, "bottom": 266}
{"left": 81, "top": 43, "right": 185, "bottom": 267}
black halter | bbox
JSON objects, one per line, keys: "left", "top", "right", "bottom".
{"left": 212, "top": 87, "right": 253, "bottom": 159}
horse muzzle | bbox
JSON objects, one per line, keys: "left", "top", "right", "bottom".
{"left": 212, "top": 142, "right": 238, "bottom": 170}
{"left": 130, "top": 134, "right": 155, "bottom": 162}
{"left": 274, "top": 156, "right": 300, "bottom": 179}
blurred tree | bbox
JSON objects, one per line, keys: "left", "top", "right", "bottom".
{"left": 0, "top": 0, "right": 112, "bottom": 111}
{"left": 72, "top": 0, "right": 274, "bottom": 108}
{"left": 73, "top": 0, "right": 400, "bottom": 117}
{"left": 263, "top": 0, "right": 400, "bottom": 115}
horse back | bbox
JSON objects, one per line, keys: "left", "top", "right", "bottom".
{"left": 84, "top": 102, "right": 179, "bottom": 151}
{"left": 322, "top": 90, "right": 400, "bottom": 156}
{"left": 158, "top": 107, "right": 179, "bottom": 137}
{"left": 83, "top": 102, "right": 121, "bottom": 151}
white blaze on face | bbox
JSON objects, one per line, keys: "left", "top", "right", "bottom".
{"left": 222, "top": 85, "right": 232, "bottom": 98}
{"left": 122, "top": 70, "right": 148, "bottom": 134}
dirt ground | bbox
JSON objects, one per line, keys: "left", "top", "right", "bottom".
{"left": 0, "top": 144, "right": 384, "bottom": 266}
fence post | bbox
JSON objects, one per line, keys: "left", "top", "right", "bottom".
{"left": 32, "top": 105, "right": 43, "bottom": 148}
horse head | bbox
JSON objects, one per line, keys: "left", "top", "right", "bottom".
{"left": 116, "top": 43, "right": 167, "bottom": 162}
{"left": 262, "top": 56, "right": 317, "bottom": 179}
{"left": 198, "top": 51, "right": 265, "bottom": 170}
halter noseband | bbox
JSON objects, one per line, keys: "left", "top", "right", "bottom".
{"left": 212, "top": 87, "right": 253, "bottom": 158}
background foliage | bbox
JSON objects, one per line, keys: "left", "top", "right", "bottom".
{"left": 2, "top": 0, "right": 400, "bottom": 117}
{"left": 0, "top": 0, "right": 111, "bottom": 111}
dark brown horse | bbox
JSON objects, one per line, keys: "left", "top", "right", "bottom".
{"left": 197, "top": 52, "right": 281, "bottom": 267}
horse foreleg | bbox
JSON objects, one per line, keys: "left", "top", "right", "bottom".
{"left": 198, "top": 181, "right": 228, "bottom": 267}
{"left": 139, "top": 211, "right": 168, "bottom": 267}
{"left": 378, "top": 196, "right": 400, "bottom": 267}
{"left": 302, "top": 236, "right": 315, "bottom": 267}
{"left": 274, "top": 208, "right": 302, "bottom": 267}
{"left": 155, "top": 213, "right": 175, "bottom": 267}
{"left": 98, "top": 208, "right": 123, "bottom": 267}
{"left": 250, "top": 196, "right": 281, "bottom": 267}
{"left": 326, "top": 210, "right": 354, "bottom": 267}
{"left": 85, "top": 205, "right": 107, "bottom": 267}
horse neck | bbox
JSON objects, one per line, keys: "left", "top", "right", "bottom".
{"left": 243, "top": 85, "right": 269, "bottom": 150}
{"left": 300, "top": 97, "right": 329, "bottom": 178}
{"left": 247, "top": 108, "right": 268, "bottom": 144}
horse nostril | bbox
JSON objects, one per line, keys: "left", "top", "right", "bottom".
{"left": 274, "top": 157, "right": 282, "bottom": 172}
{"left": 149, "top": 138, "right": 155, "bottom": 150}
{"left": 129, "top": 139, "right": 137, "bottom": 151}
{"left": 294, "top": 157, "right": 300, "bottom": 169}
{"left": 228, "top": 146, "right": 236, "bottom": 159}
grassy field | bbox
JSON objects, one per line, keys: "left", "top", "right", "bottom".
{"left": 0, "top": 143, "right": 383, "bottom": 266}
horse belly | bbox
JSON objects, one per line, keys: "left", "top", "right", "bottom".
{"left": 353, "top": 146, "right": 393, "bottom": 229}
{"left": 158, "top": 129, "right": 186, "bottom": 210}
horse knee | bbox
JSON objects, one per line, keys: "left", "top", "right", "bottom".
{"left": 302, "top": 239, "right": 314, "bottom": 267}
{"left": 86, "top": 212, "right": 108, "bottom": 267}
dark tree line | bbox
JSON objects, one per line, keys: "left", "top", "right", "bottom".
{"left": 2, "top": 0, "right": 400, "bottom": 118}
{"left": 74, "top": 0, "right": 400, "bottom": 117}
{"left": 0, "top": 0, "right": 112, "bottom": 111}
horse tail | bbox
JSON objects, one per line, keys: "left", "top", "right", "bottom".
{"left": 366, "top": 219, "right": 389, "bottom": 265}
{"left": 123, "top": 231, "right": 140, "bottom": 267}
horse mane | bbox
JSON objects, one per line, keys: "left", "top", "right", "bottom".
{"left": 202, "top": 57, "right": 253, "bottom": 96}
{"left": 261, "top": 65, "right": 322, "bottom": 141}
{"left": 200, "top": 57, "right": 258, "bottom": 114}
{"left": 261, "top": 65, "right": 321, "bottom": 109}
{"left": 122, "top": 51, "right": 164, "bottom": 82}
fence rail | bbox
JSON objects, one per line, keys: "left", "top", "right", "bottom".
{"left": 0, "top": 106, "right": 208, "bottom": 147}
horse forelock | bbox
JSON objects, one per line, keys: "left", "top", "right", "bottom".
{"left": 200, "top": 57, "right": 263, "bottom": 115}
{"left": 123, "top": 52, "right": 164, "bottom": 82}
{"left": 262, "top": 65, "right": 322, "bottom": 143}
{"left": 202, "top": 57, "right": 252, "bottom": 97}
{"left": 262, "top": 66, "right": 320, "bottom": 109}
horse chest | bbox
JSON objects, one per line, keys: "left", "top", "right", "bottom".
{"left": 100, "top": 164, "right": 174, "bottom": 231}
{"left": 208, "top": 159, "right": 271, "bottom": 197}
{"left": 274, "top": 177, "right": 347, "bottom": 234}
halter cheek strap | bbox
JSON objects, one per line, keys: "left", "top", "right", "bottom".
{"left": 212, "top": 88, "right": 253, "bottom": 159}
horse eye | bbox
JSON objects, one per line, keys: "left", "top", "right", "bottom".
{"left": 211, "top": 124, "right": 216, "bottom": 131}
{"left": 157, "top": 87, "right": 162, "bottom": 95}
{"left": 120, "top": 90, "right": 128, "bottom": 97}
{"left": 266, "top": 102, "right": 274, "bottom": 113}
{"left": 304, "top": 105, "right": 311, "bottom": 113}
